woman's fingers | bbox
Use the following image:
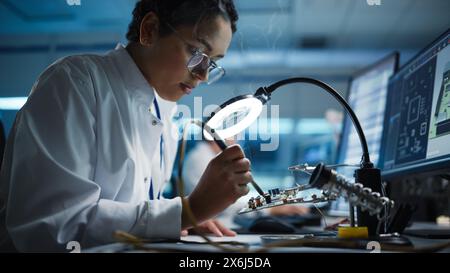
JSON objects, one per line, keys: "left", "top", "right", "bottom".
{"left": 269, "top": 205, "right": 311, "bottom": 216}
{"left": 235, "top": 184, "right": 250, "bottom": 196}
{"left": 204, "top": 220, "right": 223, "bottom": 237}
{"left": 181, "top": 229, "right": 189, "bottom": 236}
{"left": 190, "top": 219, "right": 237, "bottom": 237}
{"left": 213, "top": 219, "right": 237, "bottom": 237}
{"left": 233, "top": 158, "right": 251, "bottom": 173}
{"left": 220, "top": 145, "right": 245, "bottom": 161}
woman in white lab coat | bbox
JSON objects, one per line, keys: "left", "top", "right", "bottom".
{"left": 0, "top": 0, "right": 252, "bottom": 252}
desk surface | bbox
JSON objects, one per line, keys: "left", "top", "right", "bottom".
{"left": 86, "top": 222, "right": 450, "bottom": 253}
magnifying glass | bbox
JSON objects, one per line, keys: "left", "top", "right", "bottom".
{"left": 203, "top": 95, "right": 264, "bottom": 143}
{"left": 203, "top": 94, "right": 268, "bottom": 196}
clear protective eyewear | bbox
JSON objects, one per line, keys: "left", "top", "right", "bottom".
{"left": 166, "top": 23, "right": 225, "bottom": 85}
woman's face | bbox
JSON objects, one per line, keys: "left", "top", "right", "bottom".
{"left": 136, "top": 15, "right": 233, "bottom": 101}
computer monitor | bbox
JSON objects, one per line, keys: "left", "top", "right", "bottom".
{"left": 329, "top": 52, "right": 399, "bottom": 215}
{"left": 380, "top": 29, "right": 450, "bottom": 179}
{"left": 337, "top": 52, "right": 399, "bottom": 169}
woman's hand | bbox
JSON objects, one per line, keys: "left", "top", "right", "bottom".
{"left": 181, "top": 219, "right": 237, "bottom": 237}
{"left": 268, "top": 205, "right": 310, "bottom": 216}
{"left": 183, "top": 144, "right": 252, "bottom": 229}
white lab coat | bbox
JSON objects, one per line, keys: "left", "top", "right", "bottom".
{"left": 0, "top": 44, "right": 182, "bottom": 252}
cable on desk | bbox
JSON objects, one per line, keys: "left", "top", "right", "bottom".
{"left": 312, "top": 203, "right": 328, "bottom": 228}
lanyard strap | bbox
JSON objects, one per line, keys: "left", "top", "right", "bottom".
{"left": 150, "top": 98, "right": 164, "bottom": 200}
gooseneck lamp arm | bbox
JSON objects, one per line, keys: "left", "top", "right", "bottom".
{"left": 255, "top": 77, "right": 384, "bottom": 235}
{"left": 202, "top": 76, "right": 384, "bottom": 235}
{"left": 256, "top": 77, "right": 373, "bottom": 168}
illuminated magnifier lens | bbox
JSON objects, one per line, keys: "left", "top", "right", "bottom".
{"left": 204, "top": 95, "right": 264, "bottom": 140}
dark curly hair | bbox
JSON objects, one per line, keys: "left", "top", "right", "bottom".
{"left": 126, "top": 0, "right": 239, "bottom": 42}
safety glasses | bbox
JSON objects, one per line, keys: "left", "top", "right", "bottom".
{"left": 166, "top": 23, "right": 226, "bottom": 85}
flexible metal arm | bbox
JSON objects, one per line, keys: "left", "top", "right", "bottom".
{"left": 255, "top": 77, "right": 373, "bottom": 167}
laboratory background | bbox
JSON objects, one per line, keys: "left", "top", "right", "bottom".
{"left": 1, "top": 0, "right": 449, "bottom": 226}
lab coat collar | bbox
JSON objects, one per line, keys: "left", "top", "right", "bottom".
{"left": 109, "top": 44, "right": 154, "bottom": 102}
{"left": 109, "top": 44, "right": 177, "bottom": 120}
{"left": 153, "top": 87, "right": 177, "bottom": 122}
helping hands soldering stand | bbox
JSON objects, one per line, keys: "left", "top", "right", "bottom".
{"left": 258, "top": 78, "right": 390, "bottom": 236}
{"left": 202, "top": 77, "right": 393, "bottom": 236}
{"left": 306, "top": 163, "right": 391, "bottom": 235}
{"left": 295, "top": 164, "right": 412, "bottom": 246}
{"left": 354, "top": 164, "right": 384, "bottom": 235}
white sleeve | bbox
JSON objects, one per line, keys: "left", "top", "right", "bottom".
{"left": 1, "top": 59, "right": 181, "bottom": 252}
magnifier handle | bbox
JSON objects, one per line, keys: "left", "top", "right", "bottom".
{"left": 214, "top": 139, "right": 228, "bottom": 150}
{"left": 205, "top": 126, "right": 228, "bottom": 150}
{"left": 249, "top": 179, "right": 265, "bottom": 197}
{"left": 204, "top": 124, "right": 266, "bottom": 197}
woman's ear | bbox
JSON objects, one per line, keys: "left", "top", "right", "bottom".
{"left": 139, "top": 12, "right": 160, "bottom": 46}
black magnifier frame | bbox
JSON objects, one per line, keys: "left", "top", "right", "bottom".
{"left": 203, "top": 94, "right": 266, "bottom": 143}
{"left": 204, "top": 94, "right": 263, "bottom": 122}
